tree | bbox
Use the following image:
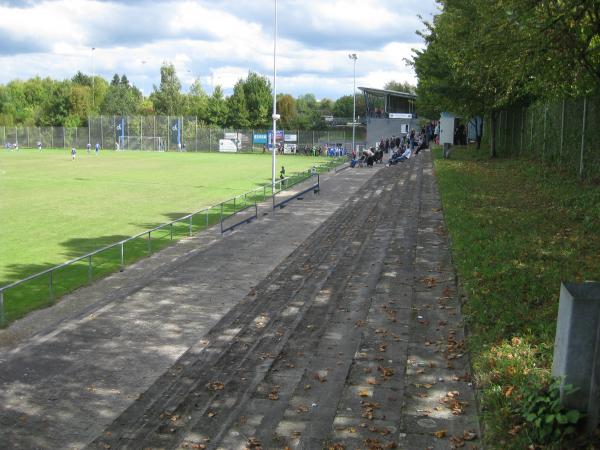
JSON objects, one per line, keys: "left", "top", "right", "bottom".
{"left": 186, "top": 79, "right": 209, "bottom": 122}
{"left": 101, "top": 73, "right": 143, "bottom": 115}
{"left": 152, "top": 62, "right": 184, "bottom": 116}
{"left": 296, "top": 93, "right": 320, "bottom": 129}
{"left": 242, "top": 72, "right": 272, "bottom": 128}
{"left": 226, "top": 80, "right": 250, "bottom": 128}
{"left": 207, "top": 86, "right": 227, "bottom": 126}
{"left": 384, "top": 81, "right": 417, "bottom": 94}
{"left": 276, "top": 94, "right": 297, "bottom": 129}
{"left": 333, "top": 94, "right": 366, "bottom": 119}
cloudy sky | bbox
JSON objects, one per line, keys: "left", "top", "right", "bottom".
{"left": 1, "top": 0, "right": 439, "bottom": 99}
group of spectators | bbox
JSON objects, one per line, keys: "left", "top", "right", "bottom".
{"left": 349, "top": 127, "right": 433, "bottom": 168}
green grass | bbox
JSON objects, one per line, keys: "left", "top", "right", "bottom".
{"left": 0, "top": 148, "right": 338, "bottom": 324}
{"left": 432, "top": 146, "right": 600, "bottom": 449}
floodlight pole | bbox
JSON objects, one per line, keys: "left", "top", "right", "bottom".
{"left": 349, "top": 53, "right": 358, "bottom": 154}
{"left": 272, "top": 0, "right": 279, "bottom": 189}
{"left": 91, "top": 47, "right": 96, "bottom": 110}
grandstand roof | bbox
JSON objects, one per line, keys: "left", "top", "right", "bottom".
{"left": 358, "top": 87, "right": 416, "bottom": 99}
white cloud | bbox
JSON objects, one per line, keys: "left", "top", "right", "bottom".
{"left": 0, "top": 0, "right": 437, "bottom": 98}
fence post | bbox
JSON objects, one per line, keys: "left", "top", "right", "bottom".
{"left": 520, "top": 107, "right": 525, "bottom": 155}
{"left": 560, "top": 99, "right": 565, "bottom": 161}
{"left": 0, "top": 290, "right": 4, "bottom": 327}
{"left": 170, "top": 223, "right": 173, "bottom": 240}
{"left": 209, "top": 128, "right": 212, "bottom": 152}
{"left": 167, "top": 115, "right": 170, "bottom": 151}
{"left": 101, "top": 115, "right": 104, "bottom": 149}
{"left": 148, "top": 231, "right": 152, "bottom": 253}
{"left": 580, "top": 96, "right": 588, "bottom": 179}
{"left": 120, "top": 242, "right": 124, "bottom": 271}
{"left": 49, "top": 270, "right": 54, "bottom": 301}
{"left": 88, "top": 255, "right": 93, "bottom": 283}
{"left": 195, "top": 118, "right": 198, "bottom": 152}
{"left": 189, "top": 215, "right": 193, "bottom": 236}
{"left": 88, "top": 117, "right": 91, "bottom": 146}
{"left": 27, "top": 127, "right": 30, "bottom": 148}
{"left": 140, "top": 116, "right": 143, "bottom": 150}
{"left": 530, "top": 107, "right": 534, "bottom": 152}
{"left": 543, "top": 102, "right": 548, "bottom": 163}
{"left": 63, "top": 127, "right": 66, "bottom": 148}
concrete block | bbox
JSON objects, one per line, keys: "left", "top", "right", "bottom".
{"left": 552, "top": 282, "right": 600, "bottom": 430}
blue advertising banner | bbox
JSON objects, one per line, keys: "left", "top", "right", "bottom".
{"left": 267, "top": 130, "right": 284, "bottom": 147}
{"left": 115, "top": 117, "right": 126, "bottom": 146}
{"left": 170, "top": 118, "right": 182, "bottom": 148}
{"left": 253, "top": 133, "right": 268, "bottom": 144}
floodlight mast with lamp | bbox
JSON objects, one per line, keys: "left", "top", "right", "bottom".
{"left": 271, "top": 0, "right": 278, "bottom": 189}
{"left": 348, "top": 53, "right": 358, "bottom": 155}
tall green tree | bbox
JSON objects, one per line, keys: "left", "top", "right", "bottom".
{"left": 186, "top": 79, "right": 209, "bottom": 122}
{"left": 226, "top": 80, "right": 250, "bottom": 128}
{"left": 101, "top": 74, "right": 143, "bottom": 115}
{"left": 242, "top": 72, "right": 272, "bottom": 128}
{"left": 151, "top": 63, "right": 184, "bottom": 115}
{"left": 207, "top": 86, "right": 228, "bottom": 126}
{"left": 276, "top": 94, "right": 297, "bottom": 129}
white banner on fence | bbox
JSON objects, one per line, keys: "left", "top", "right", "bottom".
{"left": 284, "top": 134, "right": 297, "bottom": 142}
{"left": 219, "top": 139, "right": 238, "bottom": 152}
{"left": 389, "top": 113, "right": 413, "bottom": 119}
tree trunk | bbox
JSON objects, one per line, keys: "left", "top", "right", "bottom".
{"left": 490, "top": 111, "right": 497, "bottom": 158}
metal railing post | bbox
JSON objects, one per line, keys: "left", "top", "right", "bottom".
{"left": 170, "top": 223, "right": 173, "bottom": 240}
{"left": 580, "top": 96, "right": 588, "bottom": 179}
{"left": 148, "top": 231, "right": 152, "bottom": 253}
{"left": 120, "top": 242, "right": 124, "bottom": 271}
{"left": 49, "top": 271, "right": 54, "bottom": 301}
{"left": 88, "top": 255, "right": 92, "bottom": 283}
{"left": 189, "top": 215, "right": 193, "bottom": 236}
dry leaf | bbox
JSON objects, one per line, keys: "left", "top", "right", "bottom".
{"left": 359, "top": 389, "right": 371, "bottom": 397}
{"left": 207, "top": 381, "right": 225, "bottom": 391}
{"left": 433, "top": 429, "right": 448, "bottom": 438}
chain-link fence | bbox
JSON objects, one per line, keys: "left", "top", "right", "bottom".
{"left": 483, "top": 95, "right": 600, "bottom": 181}
{"left": 1, "top": 115, "right": 367, "bottom": 153}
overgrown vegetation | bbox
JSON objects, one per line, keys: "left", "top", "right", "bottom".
{"left": 433, "top": 146, "right": 600, "bottom": 448}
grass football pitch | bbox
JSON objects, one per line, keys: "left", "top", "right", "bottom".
{"left": 0, "top": 148, "right": 335, "bottom": 323}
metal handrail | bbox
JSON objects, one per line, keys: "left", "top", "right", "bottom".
{"left": 0, "top": 157, "right": 346, "bottom": 325}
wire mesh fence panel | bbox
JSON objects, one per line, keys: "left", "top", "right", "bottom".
{"left": 493, "top": 96, "right": 599, "bottom": 181}
{"left": 583, "top": 97, "right": 600, "bottom": 181}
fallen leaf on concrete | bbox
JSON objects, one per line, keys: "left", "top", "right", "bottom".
{"left": 433, "top": 430, "right": 448, "bottom": 438}
{"left": 463, "top": 430, "right": 477, "bottom": 441}
{"left": 207, "top": 411, "right": 217, "bottom": 418}
{"left": 296, "top": 405, "right": 309, "bottom": 413}
{"left": 359, "top": 389, "right": 371, "bottom": 397}
{"left": 207, "top": 381, "right": 225, "bottom": 391}
{"left": 378, "top": 366, "right": 394, "bottom": 379}
{"left": 245, "top": 436, "right": 262, "bottom": 449}
{"left": 366, "top": 377, "right": 379, "bottom": 385}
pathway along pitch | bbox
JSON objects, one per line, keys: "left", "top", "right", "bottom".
{"left": 88, "top": 152, "right": 481, "bottom": 450}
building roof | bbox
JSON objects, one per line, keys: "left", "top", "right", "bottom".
{"left": 358, "top": 87, "right": 417, "bottom": 99}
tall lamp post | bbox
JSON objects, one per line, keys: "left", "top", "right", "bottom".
{"left": 348, "top": 53, "right": 358, "bottom": 154}
{"left": 271, "top": 0, "right": 279, "bottom": 189}
{"left": 91, "top": 47, "right": 96, "bottom": 110}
